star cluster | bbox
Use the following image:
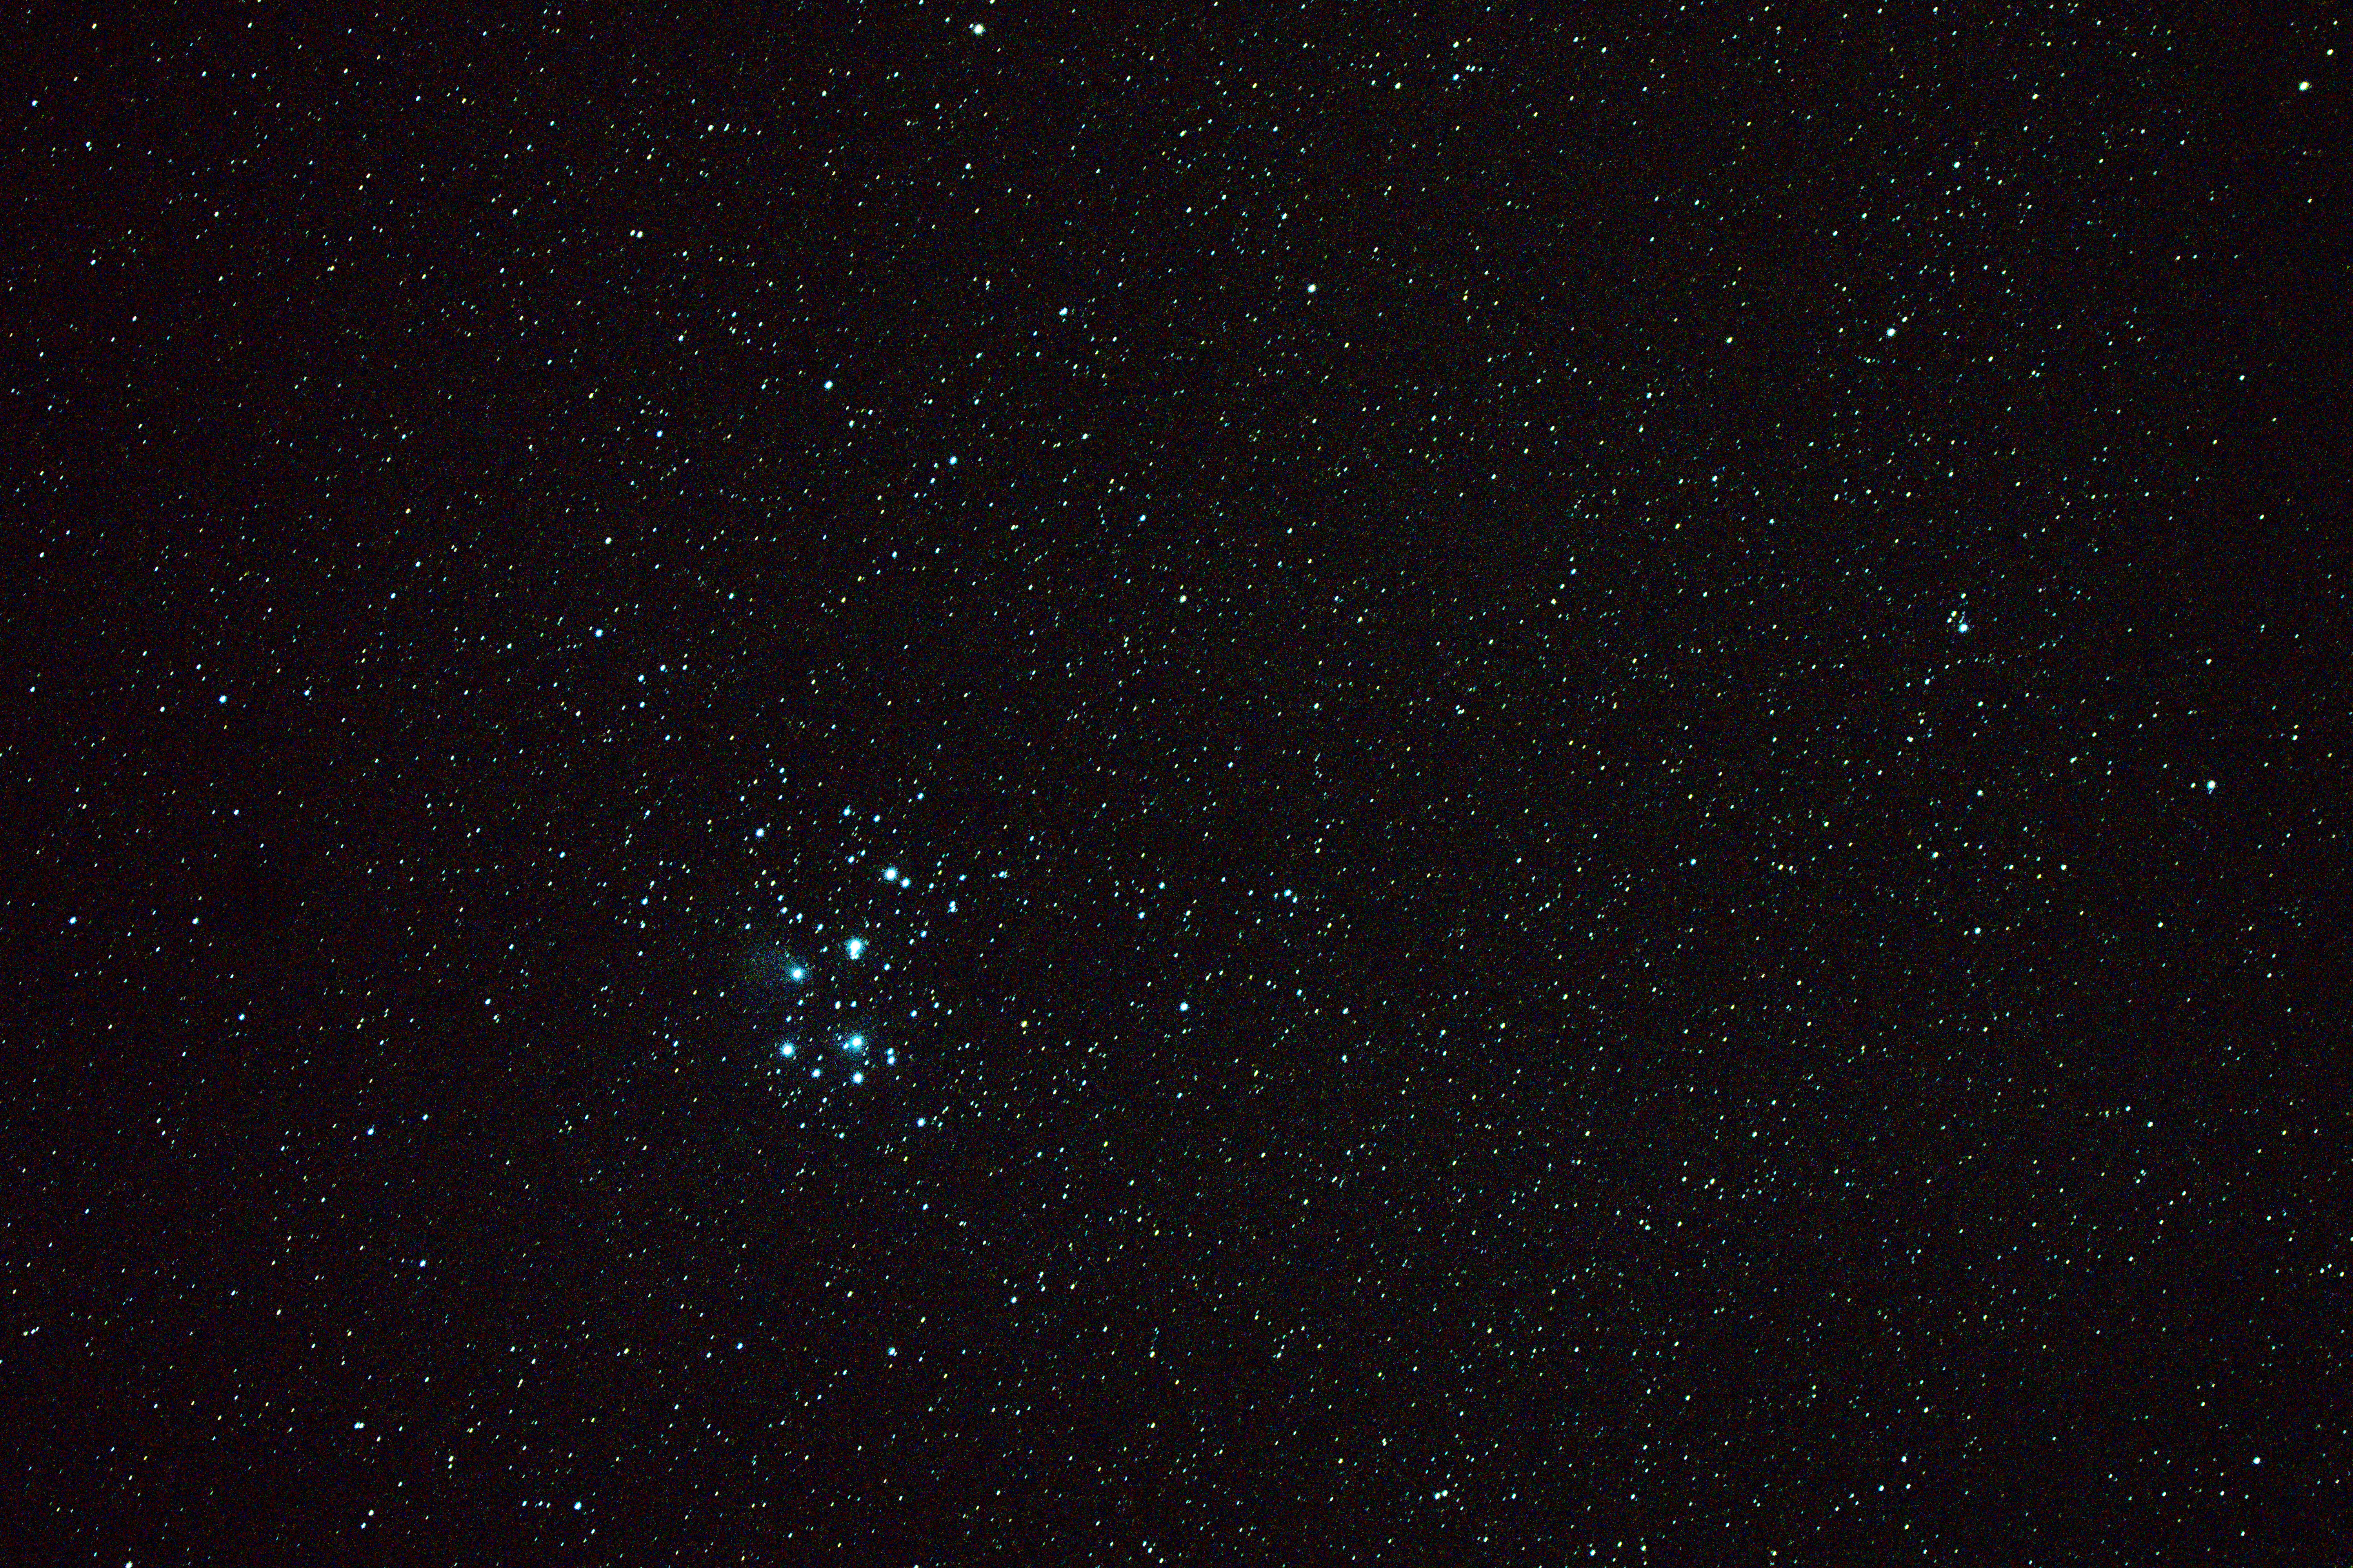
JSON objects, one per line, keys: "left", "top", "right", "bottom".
{"left": 729, "top": 811, "right": 955, "bottom": 1108}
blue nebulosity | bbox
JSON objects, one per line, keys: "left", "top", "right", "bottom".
{"left": 729, "top": 805, "right": 976, "bottom": 1111}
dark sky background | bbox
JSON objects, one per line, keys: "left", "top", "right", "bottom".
{"left": 7, "top": 3, "right": 2348, "bottom": 1562}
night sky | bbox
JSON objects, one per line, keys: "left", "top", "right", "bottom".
{"left": 8, "top": 4, "right": 2349, "bottom": 1562}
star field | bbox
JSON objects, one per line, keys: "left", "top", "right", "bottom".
{"left": 6, "top": 4, "right": 2349, "bottom": 1562}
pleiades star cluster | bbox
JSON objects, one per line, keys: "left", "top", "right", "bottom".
{"left": 727, "top": 803, "right": 995, "bottom": 1118}
{"left": 5, "top": 4, "right": 2348, "bottom": 1563}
